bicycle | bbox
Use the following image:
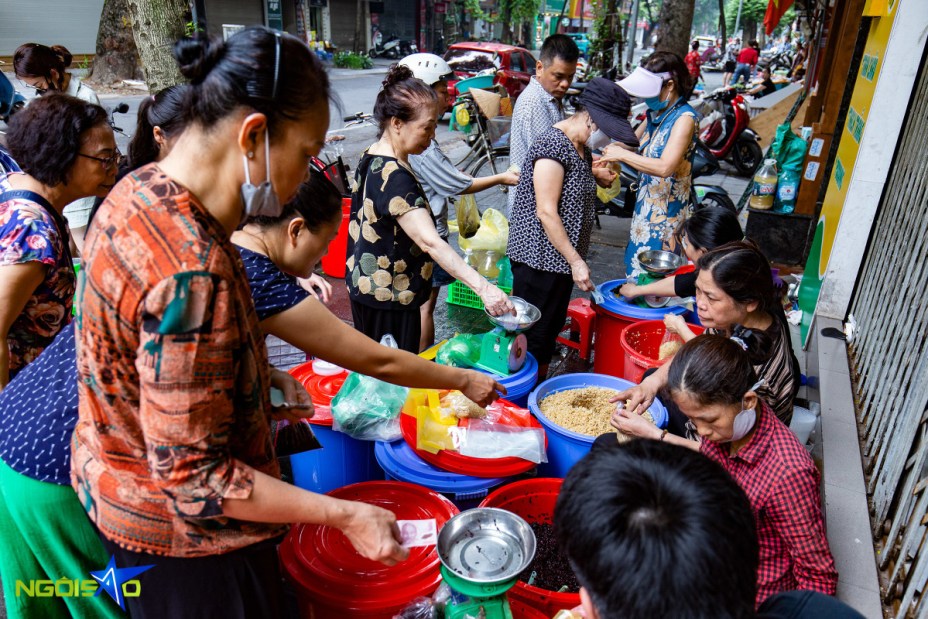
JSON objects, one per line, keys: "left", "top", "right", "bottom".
{"left": 448, "top": 92, "right": 512, "bottom": 213}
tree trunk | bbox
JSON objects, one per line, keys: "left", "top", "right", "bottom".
{"left": 653, "top": 0, "right": 695, "bottom": 58}
{"left": 92, "top": 0, "right": 143, "bottom": 84}
{"left": 500, "top": 0, "right": 513, "bottom": 44}
{"left": 354, "top": 0, "right": 364, "bottom": 53}
{"left": 718, "top": 0, "right": 726, "bottom": 49}
{"left": 743, "top": 18, "right": 757, "bottom": 43}
{"left": 125, "top": 0, "right": 187, "bottom": 93}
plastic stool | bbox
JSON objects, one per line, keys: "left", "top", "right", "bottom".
{"left": 556, "top": 298, "right": 596, "bottom": 361}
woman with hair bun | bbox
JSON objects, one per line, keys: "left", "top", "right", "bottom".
{"left": 346, "top": 64, "right": 512, "bottom": 353}
{"left": 72, "top": 28, "right": 408, "bottom": 617}
{"left": 14, "top": 43, "right": 99, "bottom": 104}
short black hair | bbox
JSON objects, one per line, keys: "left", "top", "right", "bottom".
{"left": 251, "top": 168, "right": 342, "bottom": 231}
{"left": 682, "top": 208, "right": 743, "bottom": 253}
{"left": 555, "top": 440, "right": 758, "bottom": 619}
{"left": 6, "top": 93, "right": 109, "bottom": 187}
{"left": 540, "top": 34, "right": 580, "bottom": 66}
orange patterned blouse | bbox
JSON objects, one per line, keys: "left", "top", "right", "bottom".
{"left": 71, "top": 164, "right": 285, "bottom": 557}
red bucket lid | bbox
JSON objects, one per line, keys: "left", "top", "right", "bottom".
{"left": 288, "top": 361, "right": 349, "bottom": 425}
{"left": 281, "top": 481, "right": 458, "bottom": 611}
{"left": 400, "top": 400, "right": 546, "bottom": 478}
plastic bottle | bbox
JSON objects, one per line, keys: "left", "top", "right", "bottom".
{"left": 478, "top": 250, "right": 500, "bottom": 279}
{"left": 776, "top": 168, "right": 799, "bottom": 213}
{"left": 464, "top": 248, "right": 477, "bottom": 269}
{"left": 749, "top": 159, "right": 778, "bottom": 210}
{"left": 496, "top": 256, "right": 513, "bottom": 288}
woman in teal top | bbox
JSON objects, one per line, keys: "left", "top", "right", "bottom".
{"left": 602, "top": 52, "right": 699, "bottom": 278}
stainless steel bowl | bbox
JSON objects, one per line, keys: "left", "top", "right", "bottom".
{"left": 637, "top": 250, "right": 685, "bottom": 276}
{"left": 485, "top": 296, "right": 541, "bottom": 333}
{"left": 437, "top": 508, "right": 536, "bottom": 584}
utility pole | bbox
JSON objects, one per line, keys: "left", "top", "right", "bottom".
{"left": 734, "top": 0, "right": 744, "bottom": 40}
{"left": 625, "top": 0, "right": 640, "bottom": 67}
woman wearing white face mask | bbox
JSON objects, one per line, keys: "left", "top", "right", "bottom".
{"left": 599, "top": 52, "right": 699, "bottom": 278}
{"left": 655, "top": 335, "right": 837, "bottom": 605}
{"left": 508, "top": 77, "right": 637, "bottom": 379}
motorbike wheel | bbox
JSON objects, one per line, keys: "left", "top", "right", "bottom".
{"left": 732, "top": 139, "right": 763, "bottom": 176}
{"left": 369, "top": 49, "right": 377, "bottom": 58}
{"left": 696, "top": 192, "right": 737, "bottom": 213}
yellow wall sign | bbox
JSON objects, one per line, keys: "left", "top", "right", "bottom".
{"left": 798, "top": 1, "right": 899, "bottom": 341}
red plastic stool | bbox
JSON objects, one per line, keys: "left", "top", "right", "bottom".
{"left": 556, "top": 298, "right": 596, "bottom": 361}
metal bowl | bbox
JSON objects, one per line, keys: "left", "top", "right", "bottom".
{"left": 485, "top": 296, "right": 541, "bottom": 333}
{"left": 437, "top": 508, "right": 536, "bottom": 584}
{"left": 637, "top": 250, "right": 685, "bottom": 276}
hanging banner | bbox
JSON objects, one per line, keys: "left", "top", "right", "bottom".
{"left": 267, "top": 0, "right": 284, "bottom": 31}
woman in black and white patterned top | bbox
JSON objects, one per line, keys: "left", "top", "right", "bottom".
{"left": 508, "top": 78, "right": 639, "bottom": 378}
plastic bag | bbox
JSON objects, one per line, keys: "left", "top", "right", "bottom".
{"left": 658, "top": 328, "right": 683, "bottom": 360}
{"left": 435, "top": 333, "right": 482, "bottom": 368}
{"left": 392, "top": 583, "right": 450, "bottom": 619}
{"left": 768, "top": 123, "right": 807, "bottom": 173}
{"left": 457, "top": 194, "right": 481, "bottom": 239}
{"left": 409, "top": 390, "right": 458, "bottom": 454}
{"left": 331, "top": 367, "right": 408, "bottom": 442}
{"left": 458, "top": 208, "right": 508, "bottom": 254}
{"left": 455, "top": 422, "right": 547, "bottom": 463}
{"left": 596, "top": 163, "right": 623, "bottom": 203}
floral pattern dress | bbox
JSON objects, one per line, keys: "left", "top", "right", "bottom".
{"left": 624, "top": 99, "right": 698, "bottom": 278}
{"left": 0, "top": 183, "right": 74, "bottom": 378}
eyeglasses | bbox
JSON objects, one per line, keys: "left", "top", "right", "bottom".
{"left": 78, "top": 150, "right": 121, "bottom": 170}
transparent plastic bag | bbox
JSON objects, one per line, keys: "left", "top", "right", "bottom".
{"left": 435, "top": 333, "right": 482, "bottom": 368}
{"left": 331, "top": 340, "right": 408, "bottom": 442}
{"left": 658, "top": 327, "right": 684, "bottom": 360}
{"left": 457, "top": 194, "right": 481, "bottom": 239}
{"left": 457, "top": 208, "right": 508, "bottom": 254}
{"left": 455, "top": 422, "right": 547, "bottom": 463}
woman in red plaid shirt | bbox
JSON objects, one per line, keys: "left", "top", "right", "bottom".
{"left": 666, "top": 335, "right": 838, "bottom": 605}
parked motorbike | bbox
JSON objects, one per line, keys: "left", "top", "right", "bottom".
{"left": 696, "top": 86, "right": 762, "bottom": 176}
{"left": 0, "top": 67, "right": 26, "bottom": 124}
{"left": 758, "top": 49, "right": 793, "bottom": 73}
{"left": 597, "top": 139, "right": 736, "bottom": 220}
{"left": 369, "top": 31, "right": 417, "bottom": 59}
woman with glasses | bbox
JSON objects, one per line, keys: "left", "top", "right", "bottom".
{"left": 0, "top": 94, "right": 116, "bottom": 390}
{"left": 14, "top": 44, "right": 103, "bottom": 251}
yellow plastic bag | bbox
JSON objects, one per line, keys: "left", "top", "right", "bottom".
{"left": 406, "top": 389, "right": 457, "bottom": 454}
{"left": 457, "top": 194, "right": 481, "bottom": 239}
{"left": 596, "top": 163, "right": 623, "bottom": 203}
{"left": 458, "top": 208, "right": 509, "bottom": 254}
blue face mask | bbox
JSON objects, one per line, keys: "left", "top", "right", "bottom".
{"left": 644, "top": 95, "right": 670, "bottom": 112}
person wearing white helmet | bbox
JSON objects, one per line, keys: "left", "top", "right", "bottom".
{"left": 403, "top": 54, "right": 520, "bottom": 351}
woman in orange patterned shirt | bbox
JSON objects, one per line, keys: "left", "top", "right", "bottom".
{"left": 72, "top": 27, "right": 408, "bottom": 617}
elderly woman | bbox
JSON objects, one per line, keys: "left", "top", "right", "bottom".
{"left": 603, "top": 53, "right": 699, "bottom": 277}
{"left": 346, "top": 64, "right": 512, "bottom": 353}
{"left": 508, "top": 77, "right": 634, "bottom": 379}
{"left": 651, "top": 335, "right": 837, "bottom": 604}
{"left": 0, "top": 94, "right": 115, "bottom": 389}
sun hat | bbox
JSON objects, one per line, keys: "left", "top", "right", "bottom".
{"left": 577, "top": 77, "right": 639, "bottom": 147}
{"left": 615, "top": 66, "right": 668, "bottom": 98}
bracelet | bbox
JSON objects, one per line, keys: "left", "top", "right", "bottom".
{"left": 659, "top": 429, "right": 668, "bottom": 442}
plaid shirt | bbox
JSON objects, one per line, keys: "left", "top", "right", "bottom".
{"left": 701, "top": 402, "right": 838, "bottom": 605}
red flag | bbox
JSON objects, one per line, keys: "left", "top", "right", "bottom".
{"left": 764, "top": 0, "right": 795, "bottom": 35}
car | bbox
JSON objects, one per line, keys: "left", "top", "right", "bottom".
{"left": 565, "top": 32, "right": 592, "bottom": 57}
{"left": 443, "top": 42, "right": 538, "bottom": 106}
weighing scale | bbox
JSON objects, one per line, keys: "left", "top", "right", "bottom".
{"left": 437, "top": 508, "right": 537, "bottom": 619}
{"left": 473, "top": 297, "right": 541, "bottom": 375}
{"left": 636, "top": 250, "right": 686, "bottom": 308}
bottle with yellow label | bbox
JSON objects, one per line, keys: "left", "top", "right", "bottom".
{"left": 749, "top": 159, "right": 778, "bottom": 210}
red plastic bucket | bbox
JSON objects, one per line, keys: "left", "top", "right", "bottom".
{"left": 619, "top": 320, "right": 706, "bottom": 384}
{"left": 321, "top": 197, "right": 351, "bottom": 278}
{"left": 479, "top": 479, "right": 579, "bottom": 616}
{"left": 280, "top": 481, "right": 458, "bottom": 618}
{"left": 592, "top": 304, "right": 639, "bottom": 378}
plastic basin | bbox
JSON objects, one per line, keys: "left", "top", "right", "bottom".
{"left": 280, "top": 481, "right": 458, "bottom": 618}
{"left": 619, "top": 319, "right": 706, "bottom": 384}
{"left": 321, "top": 197, "right": 351, "bottom": 278}
{"left": 480, "top": 352, "right": 538, "bottom": 407}
{"left": 527, "top": 373, "right": 668, "bottom": 478}
{"left": 479, "top": 479, "right": 578, "bottom": 616}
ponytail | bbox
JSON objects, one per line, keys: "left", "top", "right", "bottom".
{"left": 127, "top": 85, "right": 189, "bottom": 169}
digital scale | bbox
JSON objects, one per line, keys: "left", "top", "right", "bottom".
{"left": 636, "top": 249, "right": 686, "bottom": 308}
{"left": 437, "top": 508, "right": 537, "bottom": 619}
{"left": 473, "top": 297, "right": 541, "bottom": 376}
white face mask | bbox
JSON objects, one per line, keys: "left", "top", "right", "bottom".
{"left": 586, "top": 129, "right": 612, "bottom": 151}
{"left": 726, "top": 380, "right": 765, "bottom": 443}
{"left": 240, "top": 127, "right": 282, "bottom": 222}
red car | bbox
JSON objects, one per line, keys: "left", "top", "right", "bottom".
{"left": 443, "top": 42, "right": 538, "bottom": 106}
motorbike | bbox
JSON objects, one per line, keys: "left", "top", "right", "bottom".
{"left": 369, "top": 31, "right": 417, "bottom": 59}
{"left": 597, "top": 139, "right": 736, "bottom": 220}
{"left": 695, "top": 86, "right": 762, "bottom": 176}
{"left": 0, "top": 68, "right": 26, "bottom": 124}
{"left": 758, "top": 49, "right": 793, "bottom": 73}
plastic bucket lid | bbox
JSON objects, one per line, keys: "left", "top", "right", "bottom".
{"left": 400, "top": 399, "right": 546, "bottom": 478}
{"left": 374, "top": 439, "right": 508, "bottom": 501}
{"left": 479, "top": 479, "right": 579, "bottom": 615}
{"left": 529, "top": 373, "right": 668, "bottom": 439}
{"left": 280, "top": 481, "right": 458, "bottom": 614}
{"left": 479, "top": 352, "right": 538, "bottom": 406}
{"left": 620, "top": 320, "right": 706, "bottom": 371}
{"left": 594, "top": 278, "right": 689, "bottom": 320}
{"left": 288, "top": 360, "right": 349, "bottom": 426}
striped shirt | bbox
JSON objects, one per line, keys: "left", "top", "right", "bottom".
{"left": 72, "top": 164, "right": 284, "bottom": 557}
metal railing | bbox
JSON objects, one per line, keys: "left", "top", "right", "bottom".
{"left": 847, "top": 57, "right": 928, "bottom": 619}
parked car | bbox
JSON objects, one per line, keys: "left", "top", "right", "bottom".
{"left": 443, "top": 42, "right": 538, "bottom": 105}
{"left": 566, "top": 32, "right": 592, "bottom": 57}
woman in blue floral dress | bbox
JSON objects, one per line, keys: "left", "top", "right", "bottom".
{"left": 0, "top": 94, "right": 115, "bottom": 388}
{"left": 602, "top": 52, "right": 699, "bottom": 278}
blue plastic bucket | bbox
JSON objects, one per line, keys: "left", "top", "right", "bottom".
{"left": 528, "top": 373, "right": 668, "bottom": 478}
{"left": 374, "top": 440, "right": 509, "bottom": 510}
{"left": 478, "top": 352, "right": 538, "bottom": 407}
{"left": 291, "top": 425, "right": 383, "bottom": 494}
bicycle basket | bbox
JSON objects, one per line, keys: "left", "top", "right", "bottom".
{"left": 486, "top": 116, "right": 512, "bottom": 150}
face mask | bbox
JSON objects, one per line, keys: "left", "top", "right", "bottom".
{"left": 240, "top": 128, "right": 282, "bottom": 221}
{"left": 586, "top": 129, "right": 612, "bottom": 151}
{"left": 726, "top": 380, "right": 765, "bottom": 443}
{"left": 644, "top": 94, "right": 670, "bottom": 112}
